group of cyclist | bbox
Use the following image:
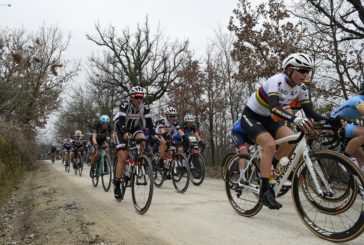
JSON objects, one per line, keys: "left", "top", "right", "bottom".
{"left": 51, "top": 52, "right": 364, "bottom": 212}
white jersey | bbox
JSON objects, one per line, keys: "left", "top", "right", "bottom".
{"left": 247, "top": 73, "right": 309, "bottom": 116}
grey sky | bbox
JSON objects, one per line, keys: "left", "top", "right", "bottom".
{"left": 1, "top": 0, "right": 241, "bottom": 142}
{"left": 1, "top": 0, "right": 238, "bottom": 66}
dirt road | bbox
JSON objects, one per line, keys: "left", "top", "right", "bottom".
{"left": 0, "top": 160, "right": 363, "bottom": 245}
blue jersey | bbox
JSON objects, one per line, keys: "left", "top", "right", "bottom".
{"left": 173, "top": 124, "right": 197, "bottom": 142}
{"left": 331, "top": 95, "right": 364, "bottom": 120}
{"left": 232, "top": 118, "right": 245, "bottom": 134}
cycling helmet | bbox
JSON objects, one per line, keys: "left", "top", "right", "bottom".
{"left": 165, "top": 107, "right": 177, "bottom": 116}
{"left": 184, "top": 114, "right": 195, "bottom": 122}
{"left": 99, "top": 115, "right": 110, "bottom": 124}
{"left": 282, "top": 53, "right": 314, "bottom": 70}
{"left": 74, "top": 130, "right": 82, "bottom": 137}
{"left": 129, "top": 86, "right": 146, "bottom": 97}
{"left": 359, "top": 82, "right": 364, "bottom": 95}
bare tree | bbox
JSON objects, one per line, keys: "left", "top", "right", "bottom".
{"left": 0, "top": 26, "right": 79, "bottom": 133}
{"left": 86, "top": 18, "right": 189, "bottom": 104}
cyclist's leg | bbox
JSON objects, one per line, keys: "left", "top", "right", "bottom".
{"left": 274, "top": 126, "right": 295, "bottom": 159}
{"left": 344, "top": 124, "right": 364, "bottom": 168}
{"left": 231, "top": 131, "right": 248, "bottom": 183}
{"left": 133, "top": 130, "right": 146, "bottom": 152}
{"left": 241, "top": 110, "right": 282, "bottom": 209}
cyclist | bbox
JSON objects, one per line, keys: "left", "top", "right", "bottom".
{"left": 173, "top": 114, "right": 205, "bottom": 153}
{"left": 241, "top": 53, "right": 329, "bottom": 209}
{"left": 62, "top": 133, "right": 73, "bottom": 166}
{"left": 90, "top": 115, "right": 116, "bottom": 176}
{"left": 49, "top": 145, "right": 57, "bottom": 162}
{"left": 71, "top": 130, "right": 85, "bottom": 169}
{"left": 114, "top": 86, "right": 155, "bottom": 200}
{"left": 329, "top": 82, "right": 364, "bottom": 173}
{"left": 156, "top": 107, "right": 178, "bottom": 161}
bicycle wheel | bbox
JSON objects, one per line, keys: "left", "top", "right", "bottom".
{"left": 171, "top": 153, "right": 190, "bottom": 193}
{"left": 302, "top": 152, "right": 357, "bottom": 214}
{"left": 292, "top": 150, "right": 364, "bottom": 242}
{"left": 78, "top": 158, "right": 83, "bottom": 177}
{"left": 189, "top": 153, "right": 205, "bottom": 186}
{"left": 131, "top": 155, "right": 154, "bottom": 214}
{"left": 91, "top": 165, "right": 99, "bottom": 187}
{"left": 221, "top": 151, "right": 236, "bottom": 181}
{"left": 65, "top": 159, "right": 70, "bottom": 173}
{"left": 152, "top": 154, "right": 164, "bottom": 188}
{"left": 225, "top": 154, "right": 263, "bottom": 217}
{"left": 102, "top": 155, "right": 112, "bottom": 192}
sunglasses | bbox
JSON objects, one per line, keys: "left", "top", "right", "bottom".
{"left": 133, "top": 96, "right": 144, "bottom": 100}
{"left": 293, "top": 68, "right": 310, "bottom": 74}
{"left": 168, "top": 115, "right": 176, "bottom": 118}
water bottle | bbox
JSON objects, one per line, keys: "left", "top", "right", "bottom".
{"left": 275, "top": 157, "right": 289, "bottom": 177}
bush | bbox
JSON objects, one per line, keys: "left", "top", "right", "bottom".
{"left": 0, "top": 119, "right": 39, "bottom": 206}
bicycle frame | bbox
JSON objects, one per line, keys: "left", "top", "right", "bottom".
{"left": 243, "top": 132, "right": 333, "bottom": 197}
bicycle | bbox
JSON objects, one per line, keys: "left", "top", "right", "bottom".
{"left": 72, "top": 149, "right": 84, "bottom": 177}
{"left": 149, "top": 139, "right": 191, "bottom": 193}
{"left": 185, "top": 135, "right": 205, "bottom": 186}
{"left": 90, "top": 142, "right": 112, "bottom": 192}
{"left": 64, "top": 152, "right": 70, "bottom": 173}
{"left": 224, "top": 129, "right": 364, "bottom": 242}
{"left": 113, "top": 138, "right": 154, "bottom": 215}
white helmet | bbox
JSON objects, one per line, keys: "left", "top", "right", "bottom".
{"left": 282, "top": 53, "right": 314, "bottom": 70}
{"left": 184, "top": 114, "right": 195, "bottom": 122}
{"left": 129, "top": 86, "right": 146, "bottom": 97}
{"left": 164, "top": 107, "right": 177, "bottom": 116}
{"left": 75, "top": 130, "right": 82, "bottom": 137}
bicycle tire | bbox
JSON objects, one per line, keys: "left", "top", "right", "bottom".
{"left": 302, "top": 152, "right": 357, "bottom": 214}
{"left": 78, "top": 157, "right": 83, "bottom": 177}
{"left": 152, "top": 154, "right": 164, "bottom": 188}
{"left": 65, "top": 159, "right": 70, "bottom": 173}
{"left": 225, "top": 154, "right": 263, "bottom": 217}
{"left": 91, "top": 167, "right": 99, "bottom": 187}
{"left": 189, "top": 153, "right": 205, "bottom": 186}
{"left": 102, "top": 155, "right": 112, "bottom": 192}
{"left": 131, "top": 155, "right": 154, "bottom": 214}
{"left": 221, "top": 151, "right": 236, "bottom": 181}
{"left": 171, "top": 153, "right": 190, "bottom": 193}
{"left": 292, "top": 150, "right": 364, "bottom": 242}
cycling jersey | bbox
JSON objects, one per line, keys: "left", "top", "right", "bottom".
{"left": 72, "top": 137, "right": 85, "bottom": 149}
{"left": 114, "top": 100, "right": 154, "bottom": 134}
{"left": 247, "top": 73, "right": 310, "bottom": 117}
{"left": 63, "top": 138, "right": 73, "bottom": 150}
{"left": 114, "top": 100, "right": 154, "bottom": 150}
{"left": 156, "top": 118, "right": 177, "bottom": 135}
{"left": 92, "top": 122, "right": 114, "bottom": 144}
{"left": 331, "top": 95, "right": 364, "bottom": 120}
{"left": 173, "top": 123, "right": 198, "bottom": 142}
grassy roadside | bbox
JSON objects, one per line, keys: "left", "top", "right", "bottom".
{"left": 0, "top": 121, "right": 38, "bottom": 207}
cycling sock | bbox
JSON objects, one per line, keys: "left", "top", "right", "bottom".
{"left": 344, "top": 152, "right": 353, "bottom": 158}
{"left": 261, "top": 177, "right": 269, "bottom": 191}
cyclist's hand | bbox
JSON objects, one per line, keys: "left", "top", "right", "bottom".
{"left": 294, "top": 116, "right": 314, "bottom": 132}
{"left": 123, "top": 132, "right": 131, "bottom": 140}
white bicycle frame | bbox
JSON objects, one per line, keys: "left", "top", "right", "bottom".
{"left": 242, "top": 132, "right": 333, "bottom": 197}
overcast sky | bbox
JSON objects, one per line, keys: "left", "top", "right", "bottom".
{"left": 1, "top": 0, "right": 239, "bottom": 69}
{"left": 0, "top": 0, "right": 243, "bottom": 142}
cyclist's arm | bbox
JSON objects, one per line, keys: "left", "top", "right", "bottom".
{"left": 268, "top": 94, "right": 296, "bottom": 122}
{"left": 301, "top": 101, "right": 328, "bottom": 121}
{"left": 92, "top": 132, "right": 97, "bottom": 145}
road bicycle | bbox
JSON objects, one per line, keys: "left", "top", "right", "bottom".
{"left": 185, "top": 135, "right": 205, "bottom": 186}
{"left": 72, "top": 149, "right": 84, "bottom": 177}
{"left": 90, "top": 142, "right": 112, "bottom": 192}
{"left": 225, "top": 129, "right": 364, "bottom": 242}
{"left": 114, "top": 138, "right": 154, "bottom": 214}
